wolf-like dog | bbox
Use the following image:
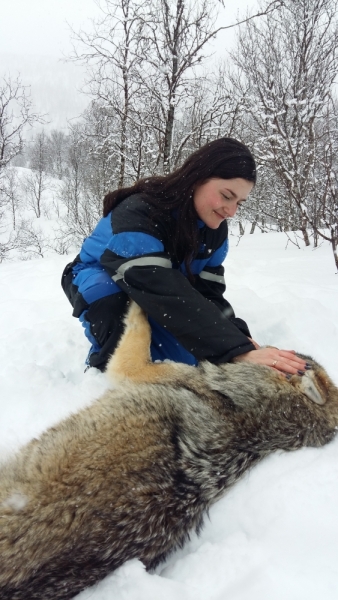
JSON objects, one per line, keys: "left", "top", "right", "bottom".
{"left": 0, "top": 302, "right": 338, "bottom": 599}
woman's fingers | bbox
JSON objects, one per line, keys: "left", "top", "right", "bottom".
{"left": 276, "top": 350, "right": 307, "bottom": 374}
{"left": 232, "top": 347, "right": 308, "bottom": 375}
{"left": 270, "top": 360, "right": 304, "bottom": 374}
{"left": 269, "top": 352, "right": 307, "bottom": 374}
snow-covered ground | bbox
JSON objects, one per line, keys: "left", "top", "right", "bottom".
{"left": 0, "top": 232, "right": 337, "bottom": 599}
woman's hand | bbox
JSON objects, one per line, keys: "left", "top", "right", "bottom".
{"left": 232, "top": 346, "right": 308, "bottom": 375}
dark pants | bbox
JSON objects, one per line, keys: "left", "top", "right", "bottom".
{"left": 61, "top": 261, "right": 129, "bottom": 371}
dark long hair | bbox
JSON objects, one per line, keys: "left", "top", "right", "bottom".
{"left": 103, "top": 138, "right": 256, "bottom": 274}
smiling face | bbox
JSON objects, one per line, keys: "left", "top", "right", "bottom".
{"left": 193, "top": 177, "right": 254, "bottom": 229}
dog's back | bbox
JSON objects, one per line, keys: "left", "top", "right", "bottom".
{"left": 0, "top": 303, "right": 337, "bottom": 599}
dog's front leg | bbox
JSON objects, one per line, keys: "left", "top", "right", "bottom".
{"left": 105, "top": 301, "right": 184, "bottom": 384}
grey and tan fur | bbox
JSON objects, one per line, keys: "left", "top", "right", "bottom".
{"left": 1, "top": 302, "right": 338, "bottom": 599}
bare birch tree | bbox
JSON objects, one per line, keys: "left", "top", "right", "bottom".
{"left": 23, "top": 131, "right": 50, "bottom": 218}
{"left": 70, "top": 0, "right": 148, "bottom": 188}
{"left": 141, "top": 0, "right": 285, "bottom": 171}
{"left": 139, "top": 0, "right": 218, "bottom": 171}
{"left": 309, "top": 96, "right": 338, "bottom": 269}
{"left": 0, "top": 75, "right": 42, "bottom": 175}
{"left": 1, "top": 167, "right": 21, "bottom": 229}
{"left": 47, "top": 130, "right": 69, "bottom": 180}
{"left": 231, "top": 0, "right": 338, "bottom": 245}
{"left": 69, "top": 0, "right": 284, "bottom": 179}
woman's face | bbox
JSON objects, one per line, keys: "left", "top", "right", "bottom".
{"left": 193, "top": 177, "right": 254, "bottom": 229}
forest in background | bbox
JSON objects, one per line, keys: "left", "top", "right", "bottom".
{"left": 0, "top": 0, "right": 337, "bottom": 269}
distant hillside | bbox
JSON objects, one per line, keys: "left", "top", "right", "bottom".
{"left": 0, "top": 53, "right": 89, "bottom": 132}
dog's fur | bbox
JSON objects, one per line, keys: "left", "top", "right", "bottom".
{"left": 1, "top": 302, "right": 338, "bottom": 599}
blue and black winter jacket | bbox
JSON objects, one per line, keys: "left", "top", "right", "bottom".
{"left": 62, "top": 194, "right": 255, "bottom": 368}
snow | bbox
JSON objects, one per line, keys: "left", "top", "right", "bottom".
{"left": 0, "top": 232, "right": 338, "bottom": 599}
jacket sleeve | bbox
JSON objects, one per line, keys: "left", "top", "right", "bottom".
{"left": 193, "top": 240, "right": 252, "bottom": 338}
{"left": 100, "top": 196, "right": 255, "bottom": 363}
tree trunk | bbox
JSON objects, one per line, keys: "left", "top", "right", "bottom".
{"left": 118, "top": 60, "right": 129, "bottom": 188}
{"left": 250, "top": 220, "right": 257, "bottom": 234}
{"left": 300, "top": 225, "right": 310, "bottom": 246}
{"left": 163, "top": 103, "right": 175, "bottom": 172}
{"left": 118, "top": 116, "right": 127, "bottom": 188}
{"left": 331, "top": 228, "right": 338, "bottom": 272}
{"left": 313, "top": 227, "right": 318, "bottom": 248}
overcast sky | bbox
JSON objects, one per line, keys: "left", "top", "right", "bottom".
{"left": 0, "top": 0, "right": 256, "bottom": 129}
{"left": 0, "top": 0, "right": 100, "bottom": 58}
{"left": 0, "top": 0, "right": 255, "bottom": 59}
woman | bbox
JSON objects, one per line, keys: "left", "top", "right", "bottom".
{"left": 62, "top": 137, "right": 307, "bottom": 375}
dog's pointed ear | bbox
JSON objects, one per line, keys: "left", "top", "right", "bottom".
{"left": 299, "top": 371, "right": 326, "bottom": 405}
